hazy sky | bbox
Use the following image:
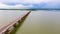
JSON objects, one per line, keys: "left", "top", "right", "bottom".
{"left": 0, "top": 0, "right": 60, "bottom": 9}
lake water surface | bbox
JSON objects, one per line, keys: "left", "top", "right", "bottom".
{"left": 16, "top": 10, "right": 60, "bottom": 34}
{"left": 0, "top": 10, "right": 60, "bottom": 34}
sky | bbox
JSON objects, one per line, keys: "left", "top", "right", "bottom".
{"left": 0, "top": 0, "right": 60, "bottom": 9}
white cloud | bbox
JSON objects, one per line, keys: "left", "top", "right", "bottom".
{"left": 0, "top": 0, "right": 60, "bottom": 4}
{"left": 0, "top": 0, "right": 60, "bottom": 9}
{"left": 20, "top": 0, "right": 51, "bottom": 4}
{"left": 0, "top": 2, "right": 33, "bottom": 9}
{"left": 0, "top": 0, "right": 34, "bottom": 9}
{"left": 0, "top": 0, "right": 51, "bottom": 4}
{"left": 41, "top": 0, "right": 60, "bottom": 8}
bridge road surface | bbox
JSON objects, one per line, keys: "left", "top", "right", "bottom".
{"left": 16, "top": 10, "right": 60, "bottom": 34}
{"left": 0, "top": 10, "right": 29, "bottom": 33}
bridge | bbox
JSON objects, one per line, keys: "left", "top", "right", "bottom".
{"left": 0, "top": 11, "right": 31, "bottom": 34}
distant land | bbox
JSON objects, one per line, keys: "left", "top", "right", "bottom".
{"left": 0, "top": 9, "right": 60, "bottom": 10}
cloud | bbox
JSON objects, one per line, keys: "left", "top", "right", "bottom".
{"left": 1, "top": 0, "right": 51, "bottom": 5}
{"left": 0, "top": 3, "right": 33, "bottom": 9}
{"left": 0, "top": 0, "right": 34, "bottom": 9}
{"left": 0, "top": 0, "right": 50, "bottom": 9}
{"left": 39, "top": 0, "right": 60, "bottom": 9}
{"left": 0, "top": 0, "right": 60, "bottom": 9}
{"left": 31, "top": 0, "right": 60, "bottom": 9}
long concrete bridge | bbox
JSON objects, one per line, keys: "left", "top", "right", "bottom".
{"left": 0, "top": 10, "right": 31, "bottom": 34}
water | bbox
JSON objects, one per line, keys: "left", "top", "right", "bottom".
{"left": 15, "top": 10, "right": 60, "bottom": 34}
{"left": 0, "top": 10, "right": 60, "bottom": 34}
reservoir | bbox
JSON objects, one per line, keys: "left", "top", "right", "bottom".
{"left": 0, "top": 10, "right": 60, "bottom": 34}
{"left": 16, "top": 10, "right": 60, "bottom": 34}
